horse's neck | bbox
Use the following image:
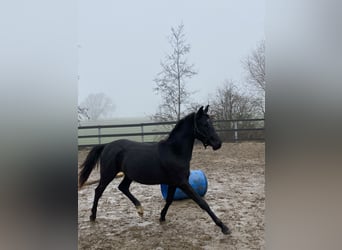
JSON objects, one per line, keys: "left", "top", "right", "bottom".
{"left": 167, "top": 117, "right": 195, "bottom": 161}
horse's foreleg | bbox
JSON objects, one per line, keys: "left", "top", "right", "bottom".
{"left": 118, "top": 176, "right": 143, "bottom": 217}
{"left": 159, "top": 185, "right": 176, "bottom": 222}
{"left": 179, "top": 182, "right": 231, "bottom": 235}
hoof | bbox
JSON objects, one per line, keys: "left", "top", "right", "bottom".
{"left": 159, "top": 217, "right": 166, "bottom": 223}
{"left": 116, "top": 172, "right": 124, "bottom": 178}
{"left": 136, "top": 205, "right": 144, "bottom": 217}
{"left": 221, "top": 225, "right": 231, "bottom": 235}
{"left": 89, "top": 215, "right": 96, "bottom": 221}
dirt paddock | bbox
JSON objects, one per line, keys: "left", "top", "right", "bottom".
{"left": 78, "top": 142, "right": 265, "bottom": 250}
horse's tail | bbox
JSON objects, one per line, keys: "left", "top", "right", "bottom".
{"left": 79, "top": 144, "right": 106, "bottom": 187}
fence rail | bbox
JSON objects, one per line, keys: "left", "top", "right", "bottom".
{"left": 78, "top": 118, "right": 264, "bottom": 147}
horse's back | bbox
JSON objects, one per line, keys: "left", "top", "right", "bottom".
{"left": 102, "top": 139, "right": 152, "bottom": 156}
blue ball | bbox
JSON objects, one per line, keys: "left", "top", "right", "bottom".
{"left": 160, "top": 170, "right": 208, "bottom": 200}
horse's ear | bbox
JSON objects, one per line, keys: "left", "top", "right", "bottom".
{"left": 197, "top": 106, "right": 204, "bottom": 116}
{"left": 204, "top": 105, "right": 209, "bottom": 114}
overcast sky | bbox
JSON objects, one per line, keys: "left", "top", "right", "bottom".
{"left": 78, "top": 0, "right": 264, "bottom": 118}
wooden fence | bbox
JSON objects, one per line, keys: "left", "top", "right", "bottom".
{"left": 78, "top": 118, "right": 264, "bottom": 147}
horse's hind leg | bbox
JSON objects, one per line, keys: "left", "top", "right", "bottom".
{"left": 90, "top": 172, "right": 116, "bottom": 221}
{"left": 118, "top": 176, "right": 143, "bottom": 217}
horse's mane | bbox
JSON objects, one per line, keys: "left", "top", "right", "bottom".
{"left": 167, "top": 113, "right": 195, "bottom": 140}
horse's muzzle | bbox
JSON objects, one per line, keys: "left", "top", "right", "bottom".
{"left": 212, "top": 141, "right": 222, "bottom": 151}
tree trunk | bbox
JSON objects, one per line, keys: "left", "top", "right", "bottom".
{"left": 178, "top": 78, "right": 181, "bottom": 121}
{"left": 177, "top": 51, "right": 181, "bottom": 121}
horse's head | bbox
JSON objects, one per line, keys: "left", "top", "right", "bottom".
{"left": 194, "top": 105, "right": 222, "bottom": 150}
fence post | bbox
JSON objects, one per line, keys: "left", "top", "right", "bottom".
{"left": 234, "top": 121, "right": 238, "bottom": 142}
{"left": 140, "top": 124, "right": 144, "bottom": 142}
{"left": 98, "top": 127, "right": 101, "bottom": 144}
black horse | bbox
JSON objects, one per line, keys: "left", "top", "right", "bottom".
{"left": 79, "top": 105, "right": 230, "bottom": 234}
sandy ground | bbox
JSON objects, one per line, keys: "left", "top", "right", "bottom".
{"left": 78, "top": 142, "right": 265, "bottom": 250}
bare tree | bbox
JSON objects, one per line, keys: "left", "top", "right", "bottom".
{"left": 209, "top": 80, "right": 262, "bottom": 141}
{"left": 210, "top": 80, "right": 256, "bottom": 121}
{"left": 243, "top": 40, "right": 265, "bottom": 114}
{"left": 153, "top": 23, "right": 197, "bottom": 121}
{"left": 77, "top": 106, "right": 90, "bottom": 125}
{"left": 80, "top": 93, "right": 114, "bottom": 121}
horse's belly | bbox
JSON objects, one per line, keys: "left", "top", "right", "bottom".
{"left": 125, "top": 165, "right": 167, "bottom": 185}
{"left": 122, "top": 154, "right": 167, "bottom": 184}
